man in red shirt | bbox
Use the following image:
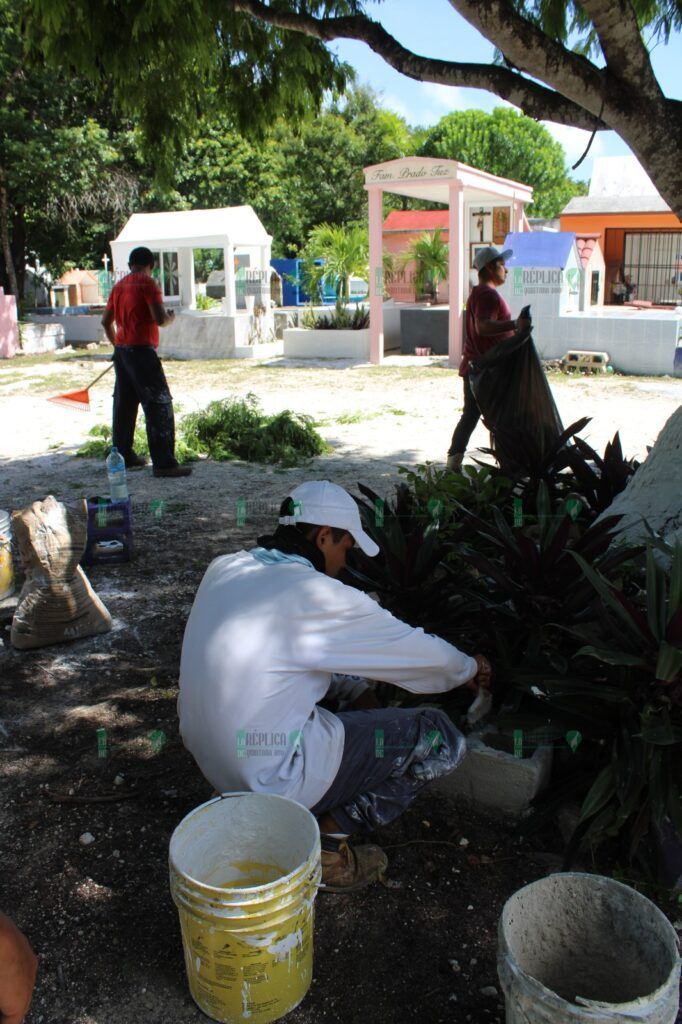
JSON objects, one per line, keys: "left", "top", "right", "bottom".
{"left": 446, "top": 246, "right": 529, "bottom": 471}
{"left": 102, "top": 247, "right": 191, "bottom": 478}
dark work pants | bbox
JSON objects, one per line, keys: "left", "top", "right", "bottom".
{"left": 448, "top": 373, "right": 481, "bottom": 456}
{"left": 310, "top": 707, "right": 466, "bottom": 834}
{"left": 112, "top": 346, "right": 177, "bottom": 469}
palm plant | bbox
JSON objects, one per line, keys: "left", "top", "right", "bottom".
{"left": 399, "top": 228, "right": 449, "bottom": 303}
{"left": 300, "top": 223, "right": 369, "bottom": 303}
{"left": 515, "top": 540, "right": 682, "bottom": 862}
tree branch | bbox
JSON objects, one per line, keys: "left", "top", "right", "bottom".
{"left": 580, "top": 0, "right": 661, "bottom": 99}
{"left": 229, "top": 0, "right": 606, "bottom": 130}
{"left": 448, "top": 0, "right": 606, "bottom": 112}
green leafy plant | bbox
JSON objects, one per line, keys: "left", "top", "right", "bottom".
{"left": 531, "top": 541, "right": 682, "bottom": 860}
{"left": 301, "top": 300, "right": 370, "bottom": 331}
{"left": 398, "top": 462, "right": 513, "bottom": 541}
{"left": 350, "top": 482, "right": 457, "bottom": 630}
{"left": 477, "top": 420, "right": 639, "bottom": 520}
{"left": 194, "top": 293, "right": 220, "bottom": 311}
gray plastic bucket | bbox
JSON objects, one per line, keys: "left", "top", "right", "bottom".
{"left": 498, "top": 873, "right": 680, "bottom": 1023}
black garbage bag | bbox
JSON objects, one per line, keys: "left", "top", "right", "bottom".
{"left": 468, "top": 310, "right": 563, "bottom": 474}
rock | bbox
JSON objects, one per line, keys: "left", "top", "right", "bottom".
{"left": 79, "top": 832, "right": 95, "bottom": 846}
{"left": 113, "top": 774, "right": 124, "bottom": 786}
{"left": 480, "top": 986, "right": 498, "bottom": 998}
{"left": 459, "top": 837, "right": 469, "bottom": 847}
{"left": 449, "top": 959, "right": 461, "bottom": 973}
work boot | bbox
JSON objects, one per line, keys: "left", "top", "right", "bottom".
{"left": 152, "top": 465, "right": 192, "bottom": 478}
{"left": 446, "top": 453, "right": 463, "bottom": 472}
{"left": 319, "top": 838, "right": 388, "bottom": 893}
{"left": 125, "top": 452, "right": 148, "bottom": 469}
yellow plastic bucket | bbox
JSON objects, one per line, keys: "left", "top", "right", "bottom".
{"left": 169, "top": 792, "right": 321, "bottom": 1024}
{"left": 0, "top": 510, "right": 14, "bottom": 601}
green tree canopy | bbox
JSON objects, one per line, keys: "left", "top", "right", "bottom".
{"left": 0, "top": 0, "right": 139, "bottom": 294}
{"left": 420, "top": 108, "right": 586, "bottom": 218}
{"left": 35, "top": 0, "right": 675, "bottom": 212}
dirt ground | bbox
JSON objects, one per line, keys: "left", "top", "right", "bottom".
{"left": 1, "top": 349, "right": 681, "bottom": 1024}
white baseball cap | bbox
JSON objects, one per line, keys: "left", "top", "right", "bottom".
{"left": 279, "top": 481, "right": 380, "bottom": 557}
{"left": 473, "top": 245, "right": 513, "bottom": 271}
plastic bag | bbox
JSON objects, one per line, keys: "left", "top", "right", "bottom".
{"left": 469, "top": 315, "right": 563, "bottom": 474}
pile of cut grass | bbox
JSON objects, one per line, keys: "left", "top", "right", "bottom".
{"left": 76, "top": 394, "right": 329, "bottom": 468}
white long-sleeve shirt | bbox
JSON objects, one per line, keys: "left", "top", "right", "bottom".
{"left": 178, "top": 550, "right": 478, "bottom": 807}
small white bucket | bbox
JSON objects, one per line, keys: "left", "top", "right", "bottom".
{"left": 0, "top": 510, "right": 15, "bottom": 600}
{"left": 169, "top": 793, "right": 321, "bottom": 1024}
{"left": 498, "top": 873, "right": 681, "bottom": 1023}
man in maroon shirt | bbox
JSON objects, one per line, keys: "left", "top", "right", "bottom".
{"left": 446, "top": 246, "right": 530, "bottom": 471}
{"left": 102, "top": 247, "right": 191, "bottom": 478}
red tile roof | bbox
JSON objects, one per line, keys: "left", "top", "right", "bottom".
{"left": 383, "top": 210, "right": 450, "bottom": 232}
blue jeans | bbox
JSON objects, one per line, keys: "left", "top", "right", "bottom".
{"left": 310, "top": 708, "right": 466, "bottom": 834}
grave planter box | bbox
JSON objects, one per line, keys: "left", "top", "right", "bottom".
{"left": 283, "top": 327, "right": 370, "bottom": 361}
{"left": 436, "top": 726, "right": 553, "bottom": 818}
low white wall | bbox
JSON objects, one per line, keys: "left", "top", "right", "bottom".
{"left": 233, "top": 340, "right": 283, "bottom": 360}
{"left": 532, "top": 310, "right": 682, "bottom": 375}
{"left": 283, "top": 327, "right": 370, "bottom": 361}
{"left": 158, "top": 311, "right": 275, "bottom": 360}
{"left": 20, "top": 322, "right": 66, "bottom": 354}
{"left": 28, "top": 313, "right": 104, "bottom": 344}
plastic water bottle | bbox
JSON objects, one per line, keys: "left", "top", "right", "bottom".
{"left": 106, "top": 447, "right": 129, "bottom": 502}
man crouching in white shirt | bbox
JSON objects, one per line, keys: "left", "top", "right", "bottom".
{"left": 178, "top": 480, "right": 491, "bottom": 893}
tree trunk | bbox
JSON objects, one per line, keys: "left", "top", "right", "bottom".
{"left": 11, "top": 205, "right": 26, "bottom": 301}
{"left": 0, "top": 167, "right": 19, "bottom": 299}
{"left": 602, "top": 407, "right": 682, "bottom": 544}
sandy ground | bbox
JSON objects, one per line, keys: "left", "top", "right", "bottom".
{"left": 1, "top": 349, "right": 680, "bottom": 513}
{"left": 1, "top": 350, "right": 681, "bottom": 1024}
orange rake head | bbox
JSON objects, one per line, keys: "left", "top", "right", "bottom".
{"left": 47, "top": 388, "right": 91, "bottom": 411}
{"left": 46, "top": 361, "right": 114, "bottom": 413}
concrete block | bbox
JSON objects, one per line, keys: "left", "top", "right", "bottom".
{"left": 20, "top": 321, "right": 66, "bottom": 353}
{"left": 435, "top": 727, "right": 553, "bottom": 818}
{"left": 400, "top": 307, "right": 449, "bottom": 354}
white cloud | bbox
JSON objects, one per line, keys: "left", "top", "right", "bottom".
{"left": 541, "top": 121, "right": 610, "bottom": 171}
{"left": 379, "top": 93, "right": 413, "bottom": 122}
{"left": 421, "top": 82, "right": 469, "bottom": 112}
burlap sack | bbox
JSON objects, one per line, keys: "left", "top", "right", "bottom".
{"left": 10, "top": 495, "right": 112, "bottom": 650}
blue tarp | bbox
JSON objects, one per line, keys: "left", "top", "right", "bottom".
{"left": 503, "top": 232, "right": 576, "bottom": 269}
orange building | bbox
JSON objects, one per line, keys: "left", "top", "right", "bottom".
{"left": 560, "top": 197, "right": 682, "bottom": 307}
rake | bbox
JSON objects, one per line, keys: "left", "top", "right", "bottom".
{"left": 47, "top": 361, "right": 114, "bottom": 412}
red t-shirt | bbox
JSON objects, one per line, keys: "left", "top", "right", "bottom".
{"left": 106, "top": 272, "right": 163, "bottom": 348}
{"left": 460, "top": 284, "right": 514, "bottom": 376}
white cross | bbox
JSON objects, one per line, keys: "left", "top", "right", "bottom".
{"left": 102, "top": 254, "right": 110, "bottom": 272}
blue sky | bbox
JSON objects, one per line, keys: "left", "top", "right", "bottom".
{"left": 331, "top": 0, "right": 682, "bottom": 183}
